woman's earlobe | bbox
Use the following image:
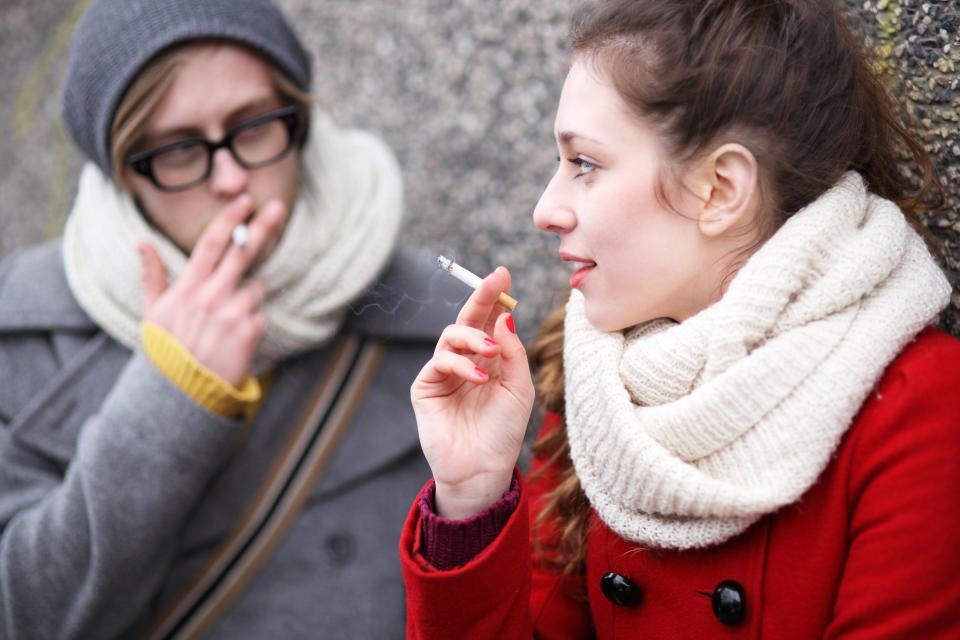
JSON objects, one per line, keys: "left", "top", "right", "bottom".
{"left": 697, "top": 143, "right": 758, "bottom": 237}
{"left": 698, "top": 205, "right": 738, "bottom": 236}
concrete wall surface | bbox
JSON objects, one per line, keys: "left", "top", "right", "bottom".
{"left": 1, "top": 0, "right": 957, "bottom": 339}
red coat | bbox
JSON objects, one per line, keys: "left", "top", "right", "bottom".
{"left": 401, "top": 328, "right": 960, "bottom": 639}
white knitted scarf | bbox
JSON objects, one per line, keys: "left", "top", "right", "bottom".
{"left": 563, "top": 172, "right": 951, "bottom": 550}
{"left": 63, "top": 107, "right": 402, "bottom": 373}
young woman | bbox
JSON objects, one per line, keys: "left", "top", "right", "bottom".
{"left": 0, "top": 0, "right": 457, "bottom": 637}
{"left": 402, "top": 0, "right": 960, "bottom": 637}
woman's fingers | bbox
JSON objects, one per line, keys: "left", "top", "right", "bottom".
{"left": 213, "top": 199, "right": 288, "bottom": 288}
{"left": 417, "top": 349, "right": 491, "bottom": 388}
{"left": 233, "top": 279, "right": 267, "bottom": 315}
{"left": 492, "top": 312, "right": 534, "bottom": 402}
{"left": 435, "top": 324, "right": 501, "bottom": 358}
{"left": 183, "top": 194, "right": 254, "bottom": 281}
{"left": 256, "top": 204, "right": 286, "bottom": 265}
{"left": 456, "top": 266, "right": 513, "bottom": 330}
{"left": 414, "top": 324, "right": 501, "bottom": 392}
{"left": 138, "top": 241, "right": 168, "bottom": 315}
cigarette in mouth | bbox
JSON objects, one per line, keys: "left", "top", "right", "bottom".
{"left": 231, "top": 223, "right": 249, "bottom": 248}
{"left": 437, "top": 255, "right": 518, "bottom": 311}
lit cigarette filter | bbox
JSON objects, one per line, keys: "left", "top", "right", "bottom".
{"left": 437, "top": 255, "right": 518, "bottom": 311}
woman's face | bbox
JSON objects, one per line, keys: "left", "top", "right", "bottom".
{"left": 123, "top": 42, "right": 300, "bottom": 253}
{"left": 533, "top": 59, "right": 734, "bottom": 332}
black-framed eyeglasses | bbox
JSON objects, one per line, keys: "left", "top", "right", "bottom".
{"left": 125, "top": 105, "right": 304, "bottom": 192}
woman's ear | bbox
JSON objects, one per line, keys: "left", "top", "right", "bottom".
{"left": 695, "top": 143, "right": 759, "bottom": 237}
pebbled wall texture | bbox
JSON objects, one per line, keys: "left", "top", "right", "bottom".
{"left": 853, "top": 0, "right": 960, "bottom": 336}
{"left": 0, "top": 0, "right": 957, "bottom": 339}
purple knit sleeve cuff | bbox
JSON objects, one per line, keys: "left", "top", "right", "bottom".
{"left": 418, "top": 474, "right": 521, "bottom": 571}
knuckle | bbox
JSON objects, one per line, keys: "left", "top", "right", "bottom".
{"left": 250, "top": 312, "right": 269, "bottom": 334}
{"left": 195, "top": 293, "right": 219, "bottom": 316}
{"left": 225, "top": 307, "right": 247, "bottom": 326}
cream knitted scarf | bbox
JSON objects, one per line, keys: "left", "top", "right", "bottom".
{"left": 63, "top": 107, "right": 402, "bottom": 373}
{"left": 563, "top": 172, "right": 951, "bottom": 550}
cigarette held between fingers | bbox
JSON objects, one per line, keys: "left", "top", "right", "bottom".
{"left": 436, "top": 255, "right": 518, "bottom": 311}
{"left": 231, "top": 224, "right": 249, "bottom": 248}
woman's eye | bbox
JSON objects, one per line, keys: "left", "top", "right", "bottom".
{"left": 154, "top": 143, "right": 205, "bottom": 169}
{"left": 233, "top": 121, "right": 271, "bottom": 144}
{"left": 568, "top": 156, "right": 597, "bottom": 176}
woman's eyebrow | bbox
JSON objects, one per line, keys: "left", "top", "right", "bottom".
{"left": 137, "top": 98, "right": 283, "bottom": 148}
{"left": 557, "top": 130, "right": 603, "bottom": 146}
{"left": 135, "top": 125, "right": 204, "bottom": 151}
{"left": 223, "top": 97, "right": 284, "bottom": 128}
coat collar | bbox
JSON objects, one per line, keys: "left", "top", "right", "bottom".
{"left": 0, "top": 241, "right": 95, "bottom": 332}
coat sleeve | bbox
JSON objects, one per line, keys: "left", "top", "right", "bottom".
{"left": 400, "top": 414, "right": 594, "bottom": 640}
{"left": 824, "top": 329, "right": 960, "bottom": 639}
{"left": 0, "top": 353, "right": 242, "bottom": 639}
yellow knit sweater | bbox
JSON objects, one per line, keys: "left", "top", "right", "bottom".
{"left": 141, "top": 322, "right": 265, "bottom": 420}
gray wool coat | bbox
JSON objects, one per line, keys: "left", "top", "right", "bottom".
{"left": 0, "top": 241, "right": 464, "bottom": 639}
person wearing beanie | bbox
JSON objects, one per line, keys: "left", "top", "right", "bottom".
{"left": 0, "top": 0, "right": 459, "bottom": 637}
{"left": 402, "top": 1, "right": 960, "bottom": 638}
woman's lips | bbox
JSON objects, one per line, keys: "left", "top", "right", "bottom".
{"left": 569, "top": 265, "right": 594, "bottom": 288}
{"left": 569, "top": 262, "right": 596, "bottom": 288}
{"left": 560, "top": 252, "right": 596, "bottom": 289}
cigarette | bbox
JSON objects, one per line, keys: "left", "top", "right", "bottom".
{"left": 231, "top": 223, "right": 249, "bottom": 248}
{"left": 437, "top": 255, "right": 518, "bottom": 311}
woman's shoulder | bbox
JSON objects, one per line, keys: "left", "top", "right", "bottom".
{"left": 879, "top": 327, "right": 960, "bottom": 393}
{"left": 845, "top": 327, "right": 960, "bottom": 466}
{"left": 0, "top": 240, "right": 94, "bottom": 332}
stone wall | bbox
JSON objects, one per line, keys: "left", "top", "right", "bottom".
{"left": 1, "top": 0, "right": 956, "bottom": 338}
{"left": 847, "top": 0, "right": 960, "bottom": 335}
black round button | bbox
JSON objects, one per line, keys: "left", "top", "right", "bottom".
{"left": 712, "top": 580, "right": 746, "bottom": 625}
{"left": 600, "top": 572, "right": 642, "bottom": 607}
{"left": 323, "top": 532, "right": 356, "bottom": 565}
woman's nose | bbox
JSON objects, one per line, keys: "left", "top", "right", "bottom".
{"left": 533, "top": 174, "right": 576, "bottom": 234}
{"left": 209, "top": 147, "right": 250, "bottom": 197}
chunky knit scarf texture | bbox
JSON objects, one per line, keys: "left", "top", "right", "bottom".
{"left": 563, "top": 172, "right": 951, "bottom": 550}
{"left": 63, "top": 107, "right": 402, "bottom": 373}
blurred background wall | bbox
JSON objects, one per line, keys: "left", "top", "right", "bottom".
{"left": 1, "top": 0, "right": 957, "bottom": 339}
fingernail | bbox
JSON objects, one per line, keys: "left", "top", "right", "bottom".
{"left": 474, "top": 367, "right": 488, "bottom": 378}
{"left": 482, "top": 338, "right": 497, "bottom": 347}
{"left": 506, "top": 315, "right": 516, "bottom": 334}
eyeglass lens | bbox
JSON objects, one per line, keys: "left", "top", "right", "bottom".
{"left": 150, "top": 114, "right": 294, "bottom": 189}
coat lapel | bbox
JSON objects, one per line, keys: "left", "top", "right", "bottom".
{"left": 8, "top": 334, "right": 131, "bottom": 464}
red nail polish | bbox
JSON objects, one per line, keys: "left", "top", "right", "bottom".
{"left": 483, "top": 338, "right": 497, "bottom": 347}
{"left": 506, "top": 315, "right": 516, "bottom": 334}
{"left": 474, "top": 367, "right": 488, "bottom": 378}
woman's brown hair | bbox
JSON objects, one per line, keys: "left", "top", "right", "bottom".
{"left": 530, "top": 0, "right": 943, "bottom": 578}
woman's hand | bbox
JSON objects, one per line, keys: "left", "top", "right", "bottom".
{"left": 411, "top": 267, "right": 535, "bottom": 519}
{"left": 138, "top": 194, "right": 289, "bottom": 387}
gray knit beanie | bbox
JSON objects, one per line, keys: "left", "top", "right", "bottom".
{"left": 61, "top": 0, "right": 312, "bottom": 175}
